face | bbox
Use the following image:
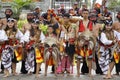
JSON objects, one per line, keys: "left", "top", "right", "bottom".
{"left": 63, "top": 17, "right": 69, "bottom": 23}
{"left": 35, "top": 8, "right": 41, "bottom": 13}
{"left": 104, "top": 8, "right": 108, "bottom": 13}
{"left": 69, "top": 9, "right": 75, "bottom": 14}
{"left": 73, "top": 4, "right": 78, "bottom": 8}
{"left": 47, "top": 27, "right": 53, "bottom": 34}
{"left": 27, "top": 14, "right": 34, "bottom": 22}
{"left": 90, "top": 16, "right": 97, "bottom": 21}
{"left": 117, "top": 13, "right": 120, "bottom": 19}
{"left": 7, "top": 21, "right": 15, "bottom": 28}
{"left": 105, "top": 25, "right": 112, "bottom": 31}
{"left": 5, "top": 9, "right": 12, "bottom": 18}
{"left": 32, "top": 23, "right": 39, "bottom": 29}
{"left": 47, "top": 10, "right": 51, "bottom": 14}
{"left": 61, "top": 5, "right": 64, "bottom": 9}
{"left": 82, "top": 11, "right": 89, "bottom": 19}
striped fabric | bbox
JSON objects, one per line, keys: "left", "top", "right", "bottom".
{"left": 25, "top": 49, "right": 35, "bottom": 72}
{"left": 1, "top": 46, "right": 13, "bottom": 71}
{"left": 98, "top": 50, "right": 110, "bottom": 74}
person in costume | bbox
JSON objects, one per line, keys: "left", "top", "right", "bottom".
{"left": 44, "top": 25, "right": 60, "bottom": 76}
{"left": 98, "top": 19, "right": 120, "bottom": 79}
{"left": 20, "top": 13, "right": 31, "bottom": 74}
{"left": 0, "top": 9, "right": 14, "bottom": 73}
{"left": 113, "top": 11, "right": 120, "bottom": 75}
{"left": 89, "top": 12, "right": 103, "bottom": 75}
{"left": 2, "top": 18, "right": 23, "bottom": 77}
{"left": 76, "top": 9, "right": 93, "bottom": 76}
{"left": 0, "top": 20, "right": 8, "bottom": 74}
{"left": 21, "top": 12, "right": 34, "bottom": 32}
{"left": 60, "top": 13, "right": 76, "bottom": 75}
{"left": 25, "top": 19, "right": 45, "bottom": 77}
{"left": 20, "top": 12, "right": 34, "bottom": 74}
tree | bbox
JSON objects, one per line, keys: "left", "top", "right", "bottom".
{"left": 11, "top": 0, "right": 35, "bottom": 19}
{"left": 108, "top": 0, "right": 120, "bottom": 11}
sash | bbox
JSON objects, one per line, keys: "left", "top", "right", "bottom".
{"left": 79, "top": 20, "right": 93, "bottom": 32}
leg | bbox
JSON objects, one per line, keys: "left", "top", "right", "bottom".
{"left": 61, "top": 56, "right": 66, "bottom": 73}
{"left": 21, "top": 60, "right": 28, "bottom": 74}
{"left": 12, "top": 62, "right": 18, "bottom": 75}
{"left": 54, "top": 65, "right": 57, "bottom": 76}
{"left": 115, "top": 63, "right": 119, "bottom": 75}
{"left": 44, "top": 63, "right": 48, "bottom": 76}
{"left": 105, "top": 61, "right": 115, "bottom": 79}
{"left": 3, "top": 69, "right": 10, "bottom": 77}
{"left": 109, "top": 61, "right": 115, "bottom": 77}
{"left": 36, "top": 63, "right": 41, "bottom": 77}
{"left": 95, "top": 53, "right": 103, "bottom": 74}
{"left": 87, "top": 59, "right": 92, "bottom": 77}
{"left": 66, "top": 56, "right": 70, "bottom": 76}
{"left": 81, "top": 59, "right": 89, "bottom": 74}
{"left": 51, "top": 65, "right": 54, "bottom": 73}
{"left": 0, "top": 63, "right": 4, "bottom": 73}
{"left": 76, "top": 58, "right": 80, "bottom": 77}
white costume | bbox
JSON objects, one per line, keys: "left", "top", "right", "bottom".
{"left": 1, "top": 29, "right": 23, "bottom": 70}
{"left": 99, "top": 30, "right": 120, "bottom": 74}
{"left": 25, "top": 31, "right": 45, "bottom": 72}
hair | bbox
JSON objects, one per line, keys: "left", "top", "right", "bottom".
{"left": 116, "top": 11, "right": 120, "bottom": 19}
{"left": 5, "top": 24, "right": 17, "bottom": 32}
{"left": 5, "top": 9, "right": 13, "bottom": 15}
{"left": 63, "top": 13, "right": 70, "bottom": 18}
{"left": 82, "top": 8, "right": 89, "bottom": 13}
{"left": 30, "top": 23, "right": 40, "bottom": 37}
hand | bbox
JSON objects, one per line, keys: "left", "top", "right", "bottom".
{"left": 113, "top": 39, "right": 117, "bottom": 43}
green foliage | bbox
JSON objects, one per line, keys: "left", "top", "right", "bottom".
{"left": 11, "top": 0, "right": 34, "bottom": 19}
{"left": 39, "top": 24, "right": 48, "bottom": 35}
{"left": 108, "top": 0, "right": 120, "bottom": 10}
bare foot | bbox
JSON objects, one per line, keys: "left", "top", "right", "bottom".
{"left": 88, "top": 74, "right": 93, "bottom": 77}
{"left": 60, "top": 73, "right": 64, "bottom": 76}
{"left": 54, "top": 72, "right": 57, "bottom": 77}
{"left": 103, "top": 76, "right": 112, "bottom": 79}
{"left": 44, "top": 73, "right": 47, "bottom": 76}
{"left": 3, "top": 74, "right": 9, "bottom": 78}
{"left": 76, "top": 73, "right": 80, "bottom": 77}
{"left": 28, "top": 71, "right": 32, "bottom": 75}
{"left": 13, "top": 72, "right": 18, "bottom": 76}
{"left": 35, "top": 75, "right": 40, "bottom": 78}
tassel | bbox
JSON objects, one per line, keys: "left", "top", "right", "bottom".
{"left": 35, "top": 48, "right": 43, "bottom": 63}
{"left": 80, "top": 49, "right": 84, "bottom": 57}
{"left": 114, "top": 51, "right": 119, "bottom": 63}
{"left": 14, "top": 49, "right": 22, "bottom": 61}
{"left": 14, "top": 44, "right": 22, "bottom": 61}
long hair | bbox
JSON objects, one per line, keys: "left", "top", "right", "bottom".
{"left": 5, "top": 24, "right": 17, "bottom": 32}
{"left": 30, "top": 25, "right": 40, "bottom": 37}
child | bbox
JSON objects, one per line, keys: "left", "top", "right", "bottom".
{"left": 3, "top": 18, "right": 23, "bottom": 76}
{"left": 25, "top": 19, "right": 44, "bottom": 77}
